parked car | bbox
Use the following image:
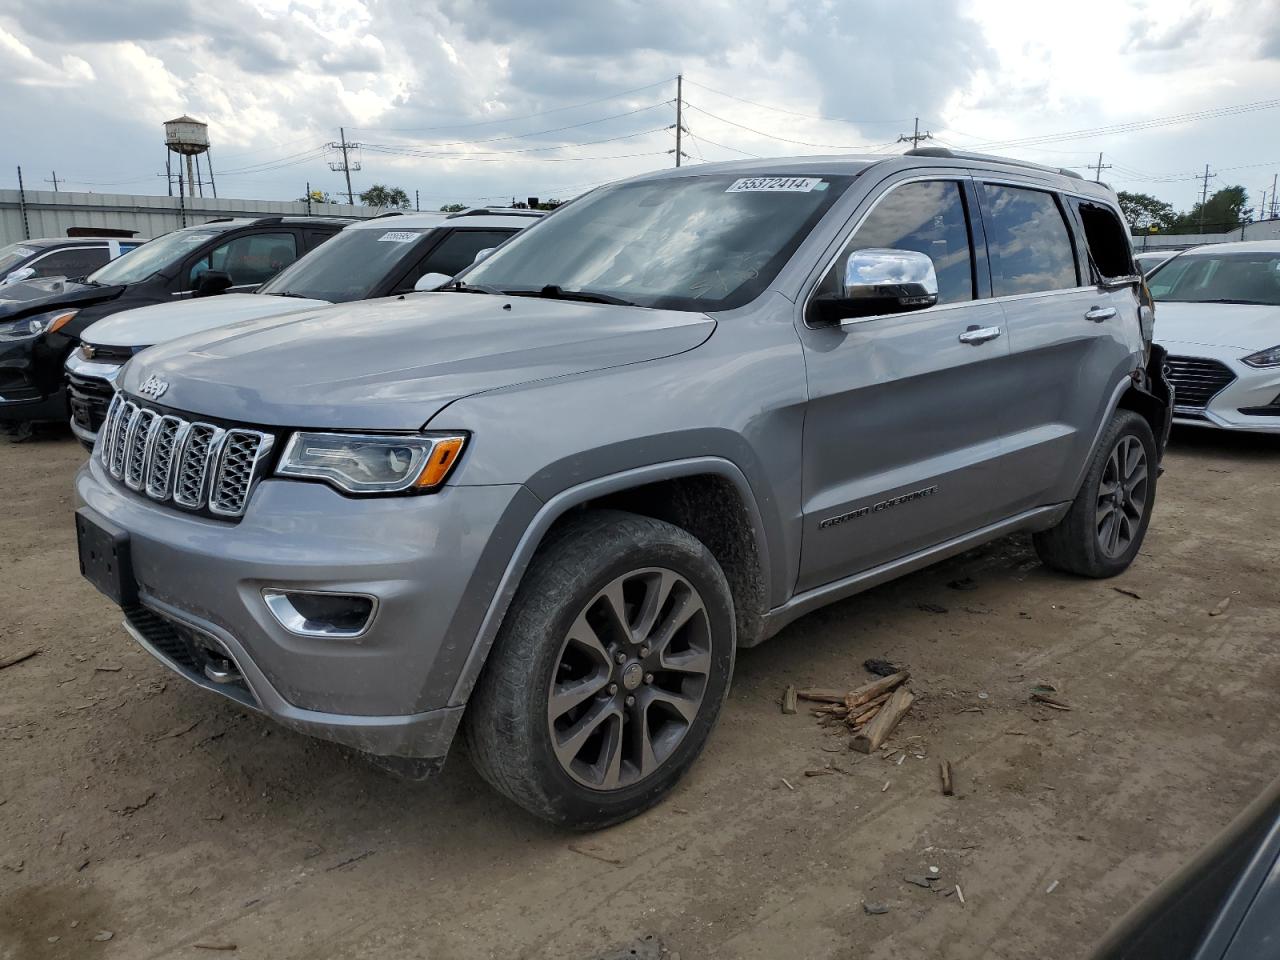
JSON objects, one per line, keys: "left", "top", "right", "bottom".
{"left": 75, "top": 150, "right": 1171, "bottom": 827}
{"left": 1090, "top": 773, "right": 1280, "bottom": 959}
{"left": 0, "top": 236, "right": 144, "bottom": 287}
{"left": 65, "top": 209, "right": 541, "bottom": 446}
{"left": 1134, "top": 249, "right": 1175, "bottom": 275}
{"left": 0, "top": 216, "right": 349, "bottom": 436}
{"left": 1148, "top": 240, "right": 1280, "bottom": 432}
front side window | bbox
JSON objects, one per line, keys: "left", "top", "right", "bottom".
{"left": 30, "top": 247, "right": 109, "bottom": 279}
{"left": 413, "top": 229, "right": 515, "bottom": 283}
{"left": 1147, "top": 252, "right": 1280, "bottom": 306}
{"left": 818, "top": 179, "right": 974, "bottom": 305}
{"left": 88, "top": 229, "right": 225, "bottom": 286}
{"left": 461, "top": 173, "right": 854, "bottom": 311}
{"left": 0, "top": 242, "right": 37, "bottom": 274}
{"left": 981, "top": 185, "right": 1079, "bottom": 297}
{"left": 1072, "top": 200, "right": 1135, "bottom": 280}
{"left": 189, "top": 232, "right": 298, "bottom": 288}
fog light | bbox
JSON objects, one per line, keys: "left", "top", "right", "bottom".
{"left": 262, "top": 589, "right": 377, "bottom": 638}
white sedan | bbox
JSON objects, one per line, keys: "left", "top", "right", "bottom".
{"left": 1150, "top": 240, "right": 1280, "bottom": 433}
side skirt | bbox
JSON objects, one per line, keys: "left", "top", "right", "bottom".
{"left": 754, "top": 502, "right": 1070, "bottom": 645}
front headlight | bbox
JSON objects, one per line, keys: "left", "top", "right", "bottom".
{"left": 276, "top": 432, "right": 467, "bottom": 494}
{"left": 1242, "top": 345, "right": 1280, "bottom": 368}
{"left": 0, "top": 308, "right": 78, "bottom": 339}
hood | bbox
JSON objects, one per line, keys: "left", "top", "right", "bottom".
{"left": 82, "top": 293, "right": 332, "bottom": 350}
{"left": 1153, "top": 301, "right": 1280, "bottom": 353}
{"left": 0, "top": 277, "right": 122, "bottom": 319}
{"left": 120, "top": 292, "right": 716, "bottom": 430}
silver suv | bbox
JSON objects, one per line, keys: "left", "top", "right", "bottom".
{"left": 75, "top": 150, "right": 1172, "bottom": 828}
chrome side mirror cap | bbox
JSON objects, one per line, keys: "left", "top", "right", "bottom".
{"left": 842, "top": 248, "right": 939, "bottom": 307}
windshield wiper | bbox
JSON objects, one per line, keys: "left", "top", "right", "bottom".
{"left": 270, "top": 291, "right": 312, "bottom": 299}
{"left": 442, "top": 280, "right": 504, "bottom": 296}
{"left": 507, "top": 284, "right": 637, "bottom": 307}
{"left": 1192, "top": 298, "right": 1272, "bottom": 305}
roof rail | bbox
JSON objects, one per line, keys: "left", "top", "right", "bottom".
{"left": 445, "top": 207, "right": 544, "bottom": 220}
{"left": 203, "top": 217, "right": 236, "bottom": 224}
{"left": 373, "top": 210, "right": 405, "bottom": 219}
{"left": 905, "top": 146, "right": 1085, "bottom": 181}
{"left": 251, "top": 216, "right": 284, "bottom": 225}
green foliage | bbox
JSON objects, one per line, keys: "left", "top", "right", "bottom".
{"left": 1168, "top": 186, "right": 1251, "bottom": 233}
{"left": 439, "top": 203, "right": 468, "bottom": 212}
{"left": 1117, "top": 191, "right": 1176, "bottom": 233}
{"left": 359, "top": 184, "right": 411, "bottom": 208}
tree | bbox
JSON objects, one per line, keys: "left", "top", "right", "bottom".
{"left": 439, "top": 203, "right": 468, "bottom": 213}
{"left": 1117, "top": 191, "right": 1176, "bottom": 233}
{"left": 297, "top": 189, "right": 338, "bottom": 204}
{"left": 359, "top": 184, "right": 411, "bottom": 208}
{"left": 1169, "top": 186, "right": 1251, "bottom": 234}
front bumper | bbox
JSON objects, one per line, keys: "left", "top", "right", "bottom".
{"left": 1160, "top": 340, "right": 1280, "bottom": 434}
{"left": 65, "top": 351, "right": 122, "bottom": 445}
{"left": 76, "top": 456, "right": 538, "bottom": 759}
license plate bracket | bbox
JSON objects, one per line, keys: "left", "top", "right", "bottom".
{"left": 76, "top": 508, "right": 137, "bottom": 606}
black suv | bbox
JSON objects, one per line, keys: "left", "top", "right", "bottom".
{"left": 0, "top": 216, "right": 349, "bottom": 433}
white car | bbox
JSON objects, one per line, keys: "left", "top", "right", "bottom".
{"left": 1149, "top": 241, "right": 1280, "bottom": 433}
{"left": 1134, "top": 250, "right": 1175, "bottom": 276}
{"left": 65, "top": 209, "right": 540, "bottom": 445}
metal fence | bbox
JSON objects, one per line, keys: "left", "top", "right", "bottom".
{"left": 0, "top": 188, "right": 375, "bottom": 245}
{"left": 1131, "top": 218, "right": 1280, "bottom": 251}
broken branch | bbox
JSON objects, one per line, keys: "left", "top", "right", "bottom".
{"left": 850, "top": 686, "right": 916, "bottom": 754}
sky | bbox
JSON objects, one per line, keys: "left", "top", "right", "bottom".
{"left": 2, "top": 0, "right": 1279, "bottom": 214}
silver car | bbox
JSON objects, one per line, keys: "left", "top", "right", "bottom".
{"left": 75, "top": 150, "right": 1172, "bottom": 827}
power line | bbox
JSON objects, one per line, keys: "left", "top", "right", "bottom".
{"left": 681, "top": 77, "right": 908, "bottom": 126}
{"left": 681, "top": 102, "right": 898, "bottom": 150}
{"left": 349, "top": 78, "right": 676, "bottom": 133}
{"left": 363, "top": 125, "right": 671, "bottom": 159}
{"left": 1089, "top": 152, "right": 1113, "bottom": 182}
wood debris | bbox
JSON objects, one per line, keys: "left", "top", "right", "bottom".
{"left": 1112, "top": 587, "right": 1142, "bottom": 600}
{"left": 1030, "top": 692, "right": 1072, "bottom": 711}
{"left": 851, "top": 687, "right": 916, "bottom": 754}
{"left": 940, "top": 760, "right": 954, "bottom": 796}
{"left": 193, "top": 944, "right": 238, "bottom": 952}
{"left": 781, "top": 685, "right": 798, "bottom": 715}
{"left": 0, "top": 649, "right": 39, "bottom": 671}
{"left": 1210, "top": 597, "right": 1231, "bottom": 617}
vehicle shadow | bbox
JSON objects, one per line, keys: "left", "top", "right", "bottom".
{"left": 1165, "top": 424, "right": 1280, "bottom": 461}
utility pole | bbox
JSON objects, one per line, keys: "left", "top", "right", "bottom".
{"left": 415, "top": 189, "right": 420, "bottom": 211}
{"left": 16, "top": 166, "right": 30, "bottom": 240}
{"left": 1196, "top": 164, "right": 1216, "bottom": 233}
{"left": 673, "top": 74, "right": 686, "bottom": 168}
{"left": 327, "top": 127, "right": 361, "bottom": 205}
{"left": 897, "top": 117, "right": 933, "bottom": 149}
{"left": 45, "top": 171, "right": 60, "bottom": 192}
{"left": 1271, "top": 174, "right": 1278, "bottom": 220}
{"left": 305, "top": 181, "right": 313, "bottom": 216}
{"left": 1090, "top": 152, "right": 1112, "bottom": 183}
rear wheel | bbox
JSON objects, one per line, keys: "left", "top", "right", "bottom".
{"left": 464, "top": 510, "right": 735, "bottom": 828}
{"left": 1034, "top": 409, "right": 1157, "bottom": 578}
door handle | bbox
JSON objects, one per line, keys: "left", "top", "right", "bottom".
{"left": 1085, "top": 306, "right": 1117, "bottom": 322}
{"left": 958, "top": 325, "right": 1002, "bottom": 345}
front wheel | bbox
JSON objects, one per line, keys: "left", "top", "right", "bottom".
{"left": 1034, "top": 409, "right": 1157, "bottom": 578}
{"left": 464, "top": 510, "right": 736, "bottom": 829}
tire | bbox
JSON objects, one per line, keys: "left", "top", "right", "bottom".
{"left": 1033, "top": 409, "right": 1157, "bottom": 578}
{"left": 464, "top": 509, "right": 736, "bottom": 829}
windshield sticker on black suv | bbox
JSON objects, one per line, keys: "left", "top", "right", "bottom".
{"left": 377, "top": 231, "right": 420, "bottom": 243}
{"left": 726, "top": 177, "right": 825, "bottom": 193}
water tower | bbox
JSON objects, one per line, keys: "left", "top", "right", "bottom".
{"left": 163, "top": 115, "right": 216, "bottom": 199}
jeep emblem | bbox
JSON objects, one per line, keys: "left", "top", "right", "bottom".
{"left": 138, "top": 375, "right": 169, "bottom": 400}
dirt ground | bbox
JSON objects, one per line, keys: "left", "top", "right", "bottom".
{"left": 1, "top": 426, "right": 1278, "bottom": 960}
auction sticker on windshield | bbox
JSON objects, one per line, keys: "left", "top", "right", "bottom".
{"left": 377, "top": 231, "right": 421, "bottom": 243}
{"left": 726, "top": 177, "right": 825, "bottom": 193}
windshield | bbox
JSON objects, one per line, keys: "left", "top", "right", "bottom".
{"left": 258, "top": 226, "right": 437, "bottom": 302}
{"left": 87, "top": 229, "right": 223, "bottom": 286}
{"left": 1147, "top": 251, "right": 1280, "bottom": 306}
{"left": 0, "top": 242, "right": 37, "bottom": 274}
{"left": 461, "top": 173, "right": 853, "bottom": 311}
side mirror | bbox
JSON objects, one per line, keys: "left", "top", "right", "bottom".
{"left": 472, "top": 248, "right": 496, "bottom": 264}
{"left": 811, "top": 248, "right": 939, "bottom": 324}
{"left": 413, "top": 272, "right": 452, "bottom": 292}
{"left": 192, "top": 269, "right": 234, "bottom": 298}
{"left": 2, "top": 267, "right": 35, "bottom": 286}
